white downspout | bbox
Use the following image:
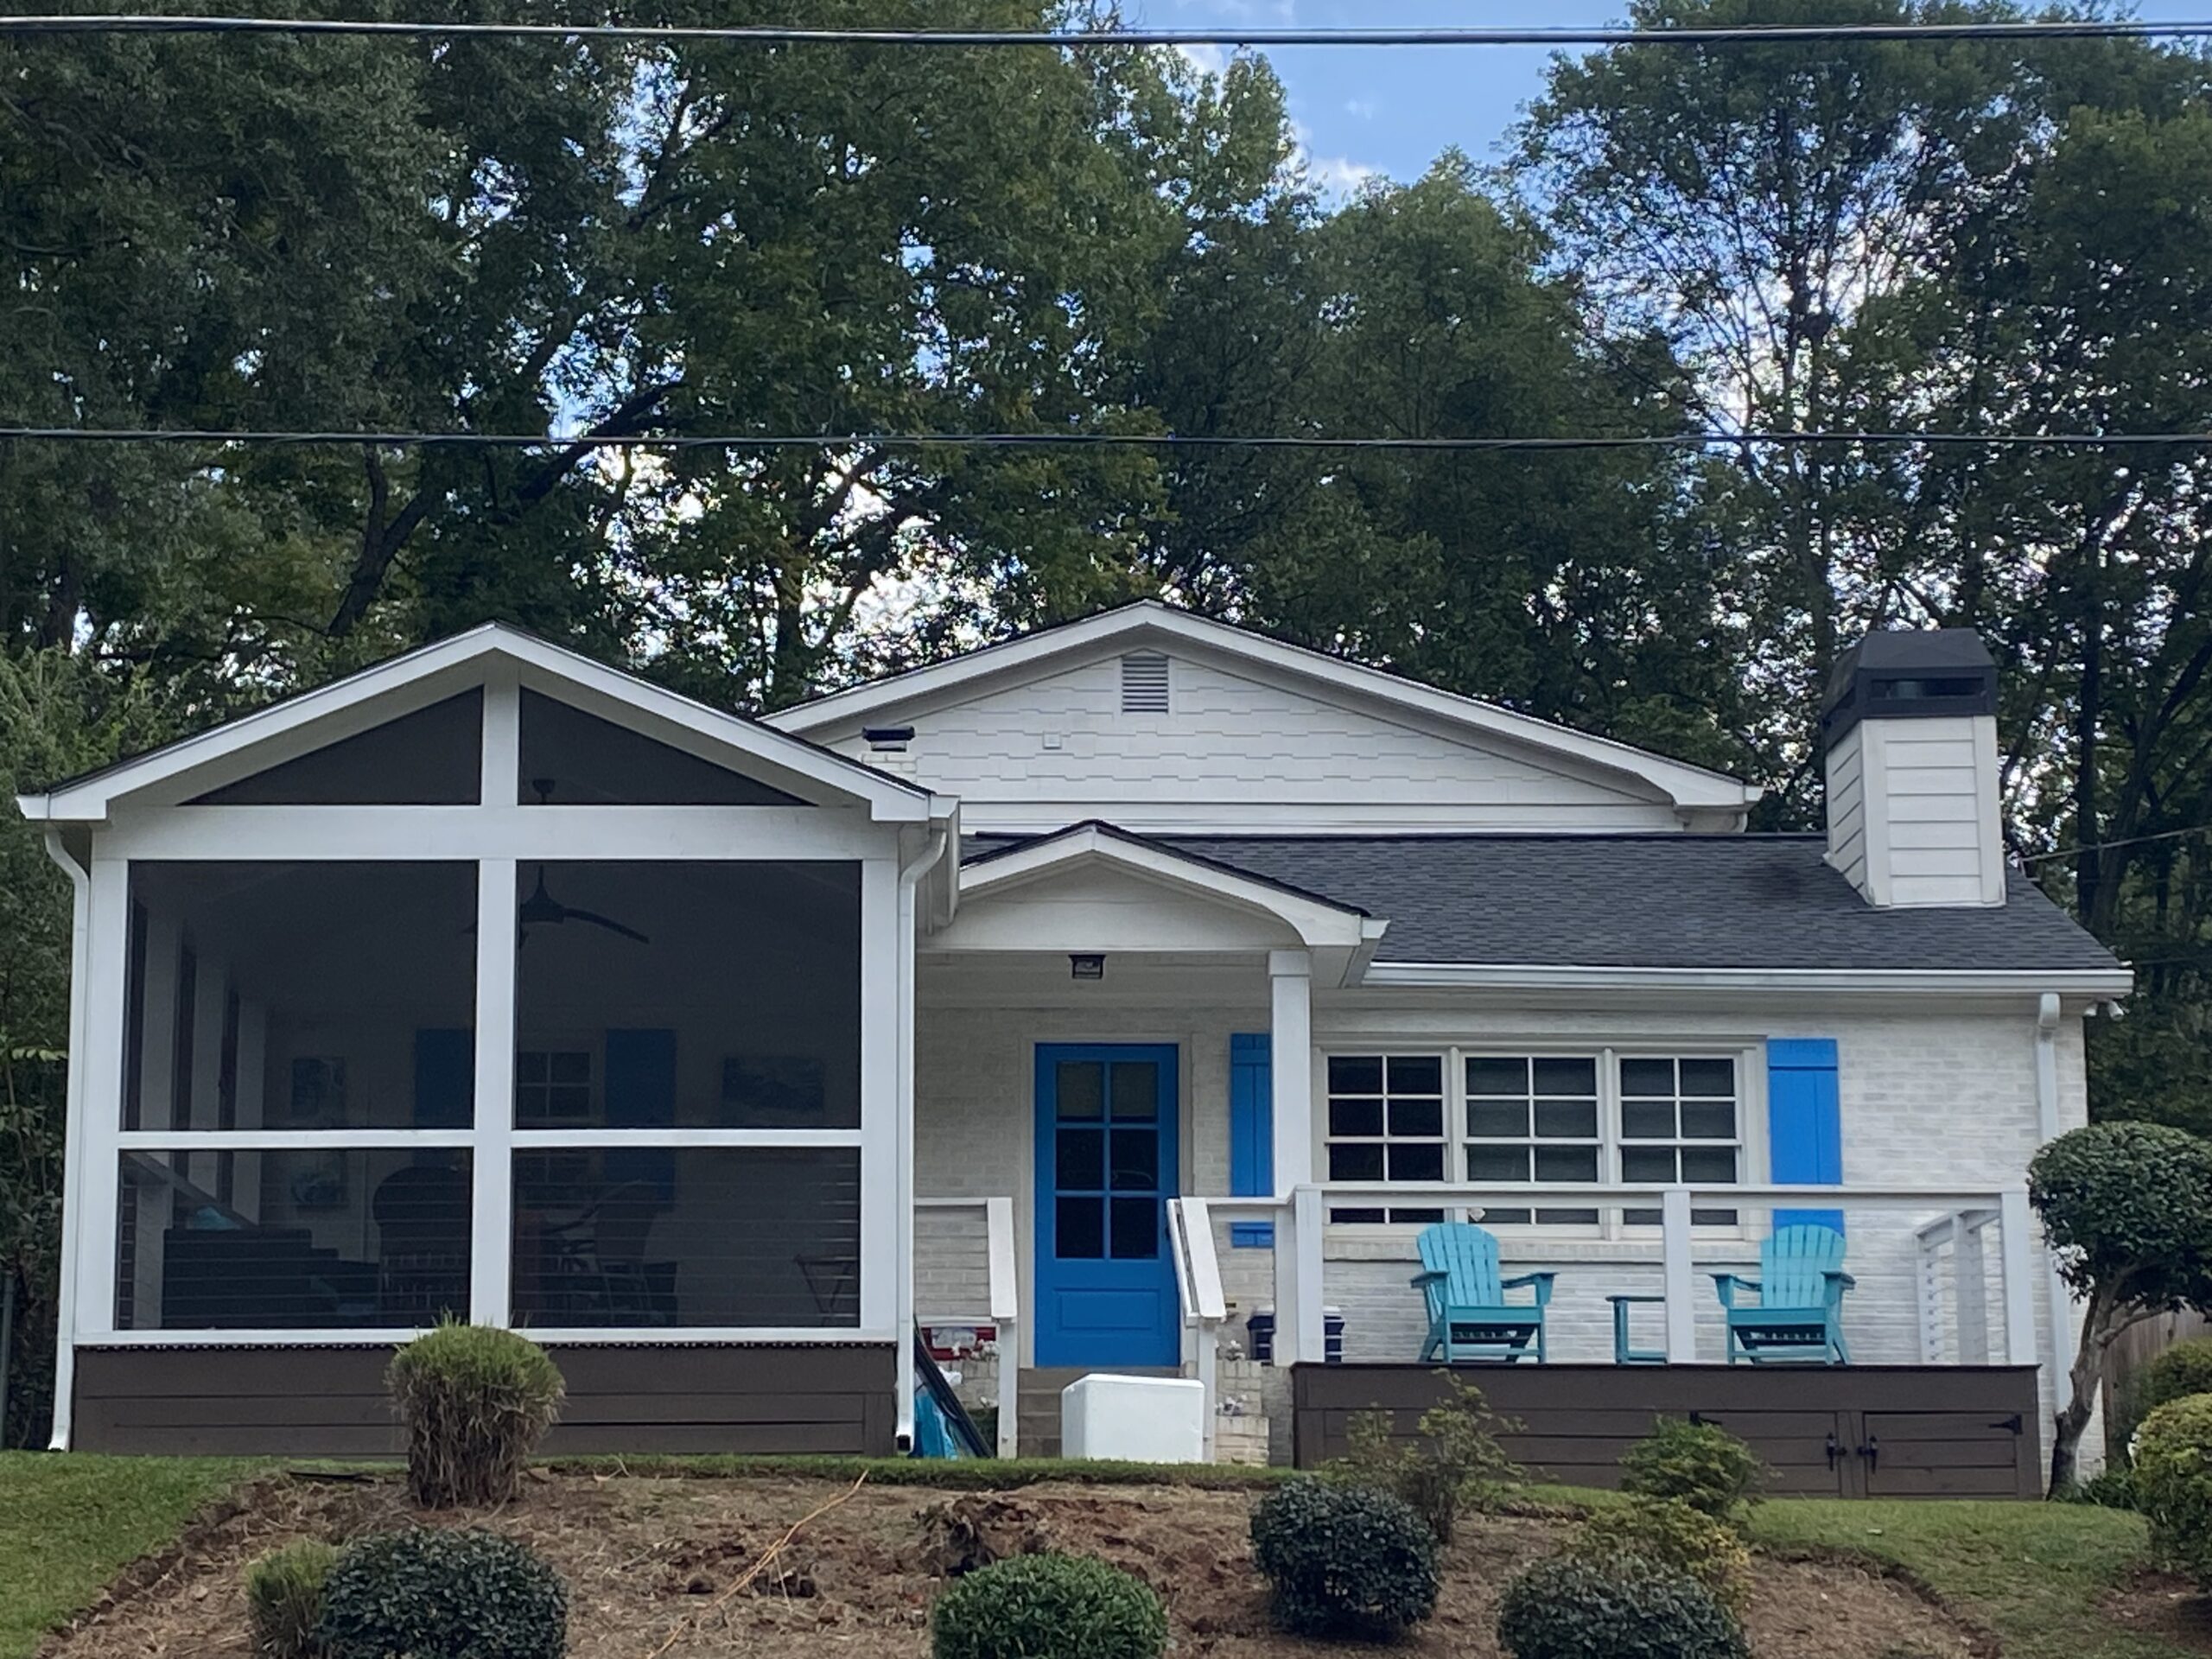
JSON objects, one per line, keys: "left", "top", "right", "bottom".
{"left": 893, "top": 828, "right": 948, "bottom": 1452}
{"left": 2035, "top": 992, "right": 2074, "bottom": 1418}
{"left": 40, "top": 830, "right": 90, "bottom": 1451}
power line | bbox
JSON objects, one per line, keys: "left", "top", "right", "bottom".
{"left": 2021, "top": 823, "right": 2212, "bottom": 866}
{"left": 3, "top": 424, "right": 2212, "bottom": 453}
{"left": 2, "top": 14, "right": 2210, "bottom": 46}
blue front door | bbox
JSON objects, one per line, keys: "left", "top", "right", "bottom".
{"left": 1034, "top": 1044, "right": 1181, "bottom": 1367}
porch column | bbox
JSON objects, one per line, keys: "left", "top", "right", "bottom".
{"left": 1268, "top": 950, "right": 1323, "bottom": 1364}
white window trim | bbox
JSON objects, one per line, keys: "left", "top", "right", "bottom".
{"left": 73, "top": 678, "right": 902, "bottom": 1348}
{"left": 1317, "top": 1042, "right": 1766, "bottom": 1243}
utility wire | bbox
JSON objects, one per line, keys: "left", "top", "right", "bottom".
{"left": 2, "top": 14, "right": 2210, "bottom": 45}
{"left": 3, "top": 425, "right": 2212, "bottom": 452}
{"left": 2020, "top": 823, "right": 2212, "bottom": 866}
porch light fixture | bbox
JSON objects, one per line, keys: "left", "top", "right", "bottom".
{"left": 1070, "top": 953, "right": 1105, "bottom": 981}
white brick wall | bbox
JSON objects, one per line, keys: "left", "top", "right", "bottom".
{"left": 913, "top": 988, "right": 2088, "bottom": 1454}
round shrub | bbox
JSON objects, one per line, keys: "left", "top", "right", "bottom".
{"left": 386, "top": 1322, "right": 564, "bottom": 1508}
{"left": 316, "top": 1527, "right": 566, "bottom": 1659}
{"left": 1618, "top": 1417, "right": 1766, "bottom": 1522}
{"left": 2122, "top": 1337, "right": 2212, "bottom": 1455}
{"left": 245, "top": 1538, "right": 338, "bottom": 1659}
{"left": 1249, "top": 1479, "right": 1440, "bottom": 1639}
{"left": 1569, "top": 1497, "right": 1752, "bottom": 1614}
{"left": 2133, "top": 1395, "right": 2212, "bottom": 1588}
{"left": 931, "top": 1553, "right": 1166, "bottom": 1659}
{"left": 1497, "top": 1554, "right": 1750, "bottom": 1659}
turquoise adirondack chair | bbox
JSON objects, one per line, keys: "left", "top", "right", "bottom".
{"left": 1711, "top": 1224, "right": 1853, "bottom": 1363}
{"left": 1411, "top": 1223, "right": 1555, "bottom": 1363}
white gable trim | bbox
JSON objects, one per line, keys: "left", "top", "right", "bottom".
{"left": 767, "top": 602, "right": 1757, "bottom": 823}
{"left": 17, "top": 625, "right": 940, "bottom": 824}
{"left": 951, "top": 823, "right": 1388, "bottom": 963}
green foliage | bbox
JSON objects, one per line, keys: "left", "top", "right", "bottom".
{"left": 315, "top": 1527, "right": 566, "bottom": 1659}
{"left": 930, "top": 1554, "right": 1165, "bottom": 1659}
{"left": 2131, "top": 1395, "right": 2212, "bottom": 1588}
{"left": 245, "top": 1540, "right": 337, "bottom": 1659}
{"left": 2053, "top": 1467, "right": 2138, "bottom": 1512}
{"left": 2118, "top": 1337, "right": 2212, "bottom": 1456}
{"left": 1618, "top": 1418, "right": 1766, "bottom": 1522}
{"left": 1328, "top": 1372, "right": 1522, "bottom": 1542}
{"left": 1249, "top": 1479, "right": 1440, "bottom": 1640}
{"left": 385, "top": 1324, "right": 564, "bottom": 1509}
{"left": 1569, "top": 1498, "right": 1752, "bottom": 1615}
{"left": 1496, "top": 1554, "right": 1750, "bottom": 1659}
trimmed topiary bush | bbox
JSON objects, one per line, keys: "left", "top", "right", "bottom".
{"left": 1568, "top": 1497, "right": 1752, "bottom": 1614}
{"left": 1497, "top": 1553, "right": 1750, "bottom": 1659}
{"left": 931, "top": 1553, "right": 1166, "bottom": 1659}
{"left": 387, "top": 1321, "right": 564, "bottom": 1508}
{"left": 1329, "top": 1372, "right": 1522, "bottom": 1542}
{"left": 245, "top": 1539, "right": 337, "bottom": 1659}
{"left": 316, "top": 1527, "right": 566, "bottom": 1659}
{"left": 1618, "top": 1417, "right": 1765, "bottom": 1522}
{"left": 2133, "top": 1394, "right": 2212, "bottom": 1588}
{"left": 1249, "top": 1479, "right": 1440, "bottom": 1639}
{"left": 2121, "top": 1336, "right": 2212, "bottom": 1458}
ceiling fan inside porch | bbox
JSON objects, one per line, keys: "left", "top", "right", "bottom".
{"left": 492, "top": 778, "right": 653, "bottom": 946}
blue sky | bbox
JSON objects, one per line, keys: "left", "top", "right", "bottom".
{"left": 1146, "top": 1, "right": 2212, "bottom": 194}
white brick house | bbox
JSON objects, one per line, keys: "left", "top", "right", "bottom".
{"left": 19, "top": 603, "right": 2126, "bottom": 1481}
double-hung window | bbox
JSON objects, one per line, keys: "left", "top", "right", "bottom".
{"left": 1323, "top": 1047, "right": 1747, "bottom": 1230}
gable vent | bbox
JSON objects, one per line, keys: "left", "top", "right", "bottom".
{"left": 1121, "top": 652, "right": 1171, "bottom": 714}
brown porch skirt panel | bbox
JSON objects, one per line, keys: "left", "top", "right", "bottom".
{"left": 1291, "top": 1363, "right": 2042, "bottom": 1499}
{"left": 72, "top": 1343, "right": 897, "bottom": 1458}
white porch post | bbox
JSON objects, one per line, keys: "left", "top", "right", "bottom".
{"left": 469, "top": 678, "right": 520, "bottom": 1327}
{"left": 74, "top": 858, "right": 131, "bottom": 1354}
{"left": 1268, "top": 950, "right": 1318, "bottom": 1365}
{"left": 1662, "top": 1187, "right": 1698, "bottom": 1363}
{"left": 41, "top": 835, "right": 93, "bottom": 1448}
{"left": 1999, "top": 1183, "right": 2039, "bottom": 1370}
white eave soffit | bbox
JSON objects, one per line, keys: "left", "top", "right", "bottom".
{"left": 17, "top": 624, "right": 945, "bottom": 825}
{"left": 763, "top": 601, "right": 1758, "bottom": 819}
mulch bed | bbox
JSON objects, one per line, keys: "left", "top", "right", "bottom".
{"left": 42, "top": 1471, "right": 1981, "bottom": 1657}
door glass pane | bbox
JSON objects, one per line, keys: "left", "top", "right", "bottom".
{"left": 1056, "top": 1128, "right": 1103, "bottom": 1191}
{"left": 1109, "top": 1128, "right": 1158, "bottom": 1192}
{"left": 1057, "top": 1062, "right": 1103, "bottom": 1121}
{"left": 1109, "top": 1061, "right": 1158, "bottom": 1121}
{"left": 1057, "top": 1196, "right": 1104, "bottom": 1258}
{"left": 1109, "top": 1197, "right": 1159, "bottom": 1259}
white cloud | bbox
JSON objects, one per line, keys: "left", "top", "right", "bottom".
{"left": 1344, "top": 98, "right": 1376, "bottom": 120}
{"left": 1291, "top": 120, "right": 1379, "bottom": 199}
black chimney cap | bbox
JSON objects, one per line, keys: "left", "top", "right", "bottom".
{"left": 1821, "top": 629, "right": 1997, "bottom": 747}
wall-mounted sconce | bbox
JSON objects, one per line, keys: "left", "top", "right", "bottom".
{"left": 1069, "top": 954, "right": 1105, "bottom": 981}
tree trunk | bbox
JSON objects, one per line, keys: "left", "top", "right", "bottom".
{"left": 2050, "top": 1284, "right": 2121, "bottom": 1494}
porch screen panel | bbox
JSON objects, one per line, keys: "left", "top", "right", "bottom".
{"left": 510, "top": 1148, "right": 861, "bottom": 1328}
{"left": 507, "top": 861, "right": 863, "bottom": 1331}
{"left": 114, "top": 861, "right": 480, "bottom": 1335}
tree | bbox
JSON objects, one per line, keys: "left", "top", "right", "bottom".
{"left": 2028, "top": 1121, "right": 2212, "bottom": 1491}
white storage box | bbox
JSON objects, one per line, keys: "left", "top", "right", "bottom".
{"left": 1060, "top": 1374, "right": 1206, "bottom": 1463}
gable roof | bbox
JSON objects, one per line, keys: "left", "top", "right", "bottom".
{"left": 18, "top": 624, "right": 944, "bottom": 824}
{"left": 963, "top": 830, "right": 2130, "bottom": 989}
{"left": 766, "top": 601, "right": 1758, "bottom": 824}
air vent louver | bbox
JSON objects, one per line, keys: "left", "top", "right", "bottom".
{"left": 1121, "top": 652, "right": 1170, "bottom": 714}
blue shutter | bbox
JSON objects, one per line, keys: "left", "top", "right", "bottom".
{"left": 412, "top": 1029, "right": 474, "bottom": 1128}
{"left": 1766, "top": 1038, "right": 1842, "bottom": 1234}
{"left": 604, "top": 1029, "right": 677, "bottom": 1198}
{"left": 1229, "top": 1033, "right": 1274, "bottom": 1247}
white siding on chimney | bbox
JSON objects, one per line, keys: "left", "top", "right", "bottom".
{"left": 823, "top": 651, "right": 1681, "bottom": 836}
{"left": 1826, "top": 714, "right": 2004, "bottom": 908}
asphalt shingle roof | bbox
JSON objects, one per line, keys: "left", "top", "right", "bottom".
{"left": 968, "top": 832, "right": 2121, "bottom": 973}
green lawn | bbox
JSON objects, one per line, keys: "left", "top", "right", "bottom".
{"left": 1747, "top": 1497, "right": 2176, "bottom": 1659}
{"left": 0, "top": 1452, "right": 2190, "bottom": 1659}
{"left": 0, "top": 1452, "right": 259, "bottom": 1659}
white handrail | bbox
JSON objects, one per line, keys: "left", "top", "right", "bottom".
{"left": 1166, "top": 1198, "right": 1227, "bottom": 1461}
{"left": 915, "top": 1196, "right": 1020, "bottom": 1459}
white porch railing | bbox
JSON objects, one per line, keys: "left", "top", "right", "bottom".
{"left": 1260, "top": 1181, "right": 2039, "bottom": 1372}
{"left": 913, "top": 1196, "right": 1020, "bottom": 1459}
{"left": 1166, "top": 1197, "right": 1227, "bottom": 1460}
